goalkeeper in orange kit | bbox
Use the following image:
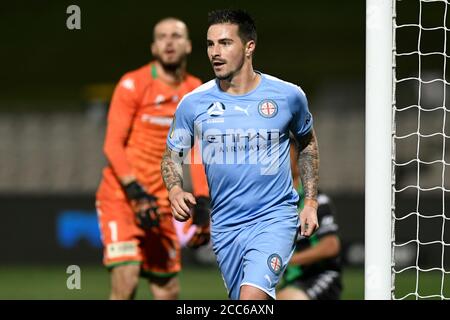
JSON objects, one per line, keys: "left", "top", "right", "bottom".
{"left": 95, "top": 17, "right": 210, "bottom": 300}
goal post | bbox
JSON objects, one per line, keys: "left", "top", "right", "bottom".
{"left": 365, "top": 0, "right": 394, "bottom": 300}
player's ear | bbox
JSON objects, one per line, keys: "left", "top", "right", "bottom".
{"left": 245, "top": 40, "right": 256, "bottom": 58}
{"left": 151, "top": 42, "right": 157, "bottom": 56}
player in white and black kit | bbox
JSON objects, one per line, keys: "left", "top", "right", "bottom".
{"left": 277, "top": 137, "right": 342, "bottom": 300}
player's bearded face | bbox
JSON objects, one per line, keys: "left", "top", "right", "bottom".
{"left": 207, "top": 24, "right": 247, "bottom": 80}
{"left": 152, "top": 20, "right": 192, "bottom": 70}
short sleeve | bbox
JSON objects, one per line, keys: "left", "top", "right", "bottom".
{"left": 167, "top": 97, "right": 195, "bottom": 152}
{"left": 289, "top": 86, "right": 313, "bottom": 140}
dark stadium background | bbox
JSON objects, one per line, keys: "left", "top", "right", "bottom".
{"left": 0, "top": 1, "right": 447, "bottom": 299}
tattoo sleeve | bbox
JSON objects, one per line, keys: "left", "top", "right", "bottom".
{"left": 297, "top": 129, "right": 319, "bottom": 200}
{"left": 161, "top": 146, "right": 185, "bottom": 192}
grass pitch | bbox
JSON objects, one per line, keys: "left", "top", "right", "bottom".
{"left": 0, "top": 266, "right": 446, "bottom": 300}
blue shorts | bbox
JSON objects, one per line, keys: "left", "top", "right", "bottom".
{"left": 211, "top": 214, "right": 299, "bottom": 300}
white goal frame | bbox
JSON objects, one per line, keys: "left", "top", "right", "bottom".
{"left": 365, "top": 0, "right": 394, "bottom": 300}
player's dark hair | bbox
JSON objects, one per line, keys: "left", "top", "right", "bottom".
{"left": 207, "top": 9, "right": 257, "bottom": 44}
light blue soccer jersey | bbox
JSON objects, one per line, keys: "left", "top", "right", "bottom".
{"left": 167, "top": 72, "right": 313, "bottom": 232}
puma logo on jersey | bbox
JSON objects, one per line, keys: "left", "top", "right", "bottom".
{"left": 121, "top": 78, "right": 135, "bottom": 91}
{"left": 234, "top": 105, "right": 250, "bottom": 116}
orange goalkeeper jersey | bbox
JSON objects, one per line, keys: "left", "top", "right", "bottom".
{"left": 97, "top": 62, "right": 208, "bottom": 211}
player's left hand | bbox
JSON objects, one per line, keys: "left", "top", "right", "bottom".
{"left": 168, "top": 186, "right": 197, "bottom": 222}
{"left": 299, "top": 199, "right": 319, "bottom": 237}
{"left": 131, "top": 197, "right": 160, "bottom": 229}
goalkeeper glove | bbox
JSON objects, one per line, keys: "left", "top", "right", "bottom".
{"left": 123, "top": 181, "right": 159, "bottom": 229}
{"left": 187, "top": 196, "right": 211, "bottom": 249}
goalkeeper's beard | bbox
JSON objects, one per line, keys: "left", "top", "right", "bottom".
{"left": 156, "top": 56, "right": 186, "bottom": 73}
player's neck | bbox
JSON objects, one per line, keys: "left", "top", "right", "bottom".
{"left": 219, "top": 65, "right": 260, "bottom": 95}
{"left": 153, "top": 60, "right": 186, "bottom": 86}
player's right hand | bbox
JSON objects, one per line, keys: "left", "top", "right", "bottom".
{"left": 300, "top": 198, "right": 319, "bottom": 237}
{"left": 123, "top": 181, "right": 160, "bottom": 229}
{"left": 168, "top": 186, "right": 196, "bottom": 222}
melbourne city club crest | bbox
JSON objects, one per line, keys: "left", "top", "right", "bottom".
{"left": 267, "top": 253, "right": 282, "bottom": 275}
{"left": 258, "top": 99, "right": 278, "bottom": 118}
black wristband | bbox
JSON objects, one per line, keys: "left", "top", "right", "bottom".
{"left": 123, "top": 181, "right": 146, "bottom": 200}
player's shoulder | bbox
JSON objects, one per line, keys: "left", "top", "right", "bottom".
{"left": 120, "top": 63, "right": 150, "bottom": 80}
{"left": 178, "top": 79, "right": 217, "bottom": 105}
{"left": 262, "top": 73, "right": 307, "bottom": 98}
{"left": 116, "top": 63, "right": 151, "bottom": 92}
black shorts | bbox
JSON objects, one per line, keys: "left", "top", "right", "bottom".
{"left": 289, "top": 270, "right": 342, "bottom": 300}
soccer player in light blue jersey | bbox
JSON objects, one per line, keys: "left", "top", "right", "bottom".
{"left": 161, "top": 9, "right": 320, "bottom": 300}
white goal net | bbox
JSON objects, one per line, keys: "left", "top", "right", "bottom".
{"left": 393, "top": 0, "right": 450, "bottom": 300}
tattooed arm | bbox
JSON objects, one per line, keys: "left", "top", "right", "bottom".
{"left": 296, "top": 129, "right": 320, "bottom": 237}
{"left": 161, "top": 146, "right": 196, "bottom": 222}
{"left": 161, "top": 146, "right": 184, "bottom": 191}
{"left": 298, "top": 129, "right": 319, "bottom": 201}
